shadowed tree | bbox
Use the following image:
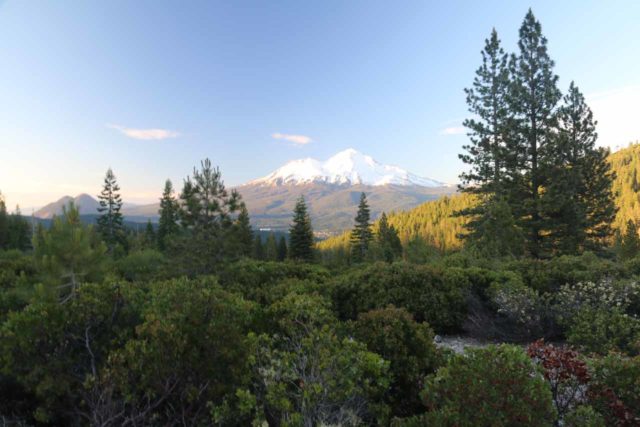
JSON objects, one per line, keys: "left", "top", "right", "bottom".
{"left": 289, "top": 196, "right": 314, "bottom": 262}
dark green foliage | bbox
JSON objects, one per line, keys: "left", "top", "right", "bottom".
{"left": 0, "top": 250, "right": 37, "bottom": 320}
{"left": 419, "top": 345, "right": 556, "bottom": 426}
{"left": 234, "top": 203, "right": 253, "bottom": 257}
{"left": 96, "top": 168, "right": 126, "bottom": 253}
{"left": 0, "top": 281, "right": 143, "bottom": 424}
{"left": 113, "top": 249, "right": 168, "bottom": 282}
{"left": 248, "top": 293, "right": 390, "bottom": 426}
{"left": 217, "top": 259, "right": 330, "bottom": 304}
{"left": 544, "top": 83, "right": 616, "bottom": 254}
{"left": 619, "top": 220, "right": 640, "bottom": 260}
{"left": 509, "top": 10, "right": 562, "bottom": 258}
{"left": 352, "top": 306, "right": 441, "bottom": 418}
{"left": 0, "top": 192, "right": 8, "bottom": 249}
{"left": 504, "top": 251, "right": 624, "bottom": 294}
{"left": 288, "top": 196, "right": 314, "bottom": 261}
{"left": 588, "top": 353, "right": 640, "bottom": 423}
{"left": 330, "top": 262, "right": 468, "bottom": 333}
{"left": 7, "top": 207, "right": 31, "bottom": 252}
{"left": 107, "top": 278, "right": 255, "bottom": 426}
{"left": 566, "top": 308, "right": 640, "bottom": 356}
{"left": 33, "top": 202, "right": 107, "bottom": 302}
{"left": 142, "top": 220, "right": 156, "bottom": 249}
{"left": 350, "top": 192, "right": 373, "bottom": 262}
{"left": 173, "top": 159, "right": 243, "bottom": 275}
{"left": 459, "top": 29, "right": 511, "bottom": 199}
{"left": 0, "top": 193, "right": 31, "bottom": 252}
{"left": 252, "top": 234, "right": 264, "bottom": 260}
{"left": 157, "top": 179, "right": 180, "bottom": 250}
{"left": 377, "top": 212, "right": 403, "bottom": 262}
{"left": 277, "top": 235, "right": 288, "bottom": 261}
{"left": 264, "top": 233, "right": 278, "bottom": 261}
{"left": 467, "top": 196, "right": 524, "bottom": 258}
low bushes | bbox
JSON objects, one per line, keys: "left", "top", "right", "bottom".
{"left": 417, "top": 345, "right": 556, "bottom": 426}
{"left": 351, "top": 306, "right": 442, "bottom": 418}
{"left": 330, "top": 262, "right": 468, "bottom": 333}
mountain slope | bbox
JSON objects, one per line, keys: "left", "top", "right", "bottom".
{"left": 239, "top": 182, "right": 453, "bottom": 233}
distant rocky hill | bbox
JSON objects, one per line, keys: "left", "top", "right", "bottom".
{"left": 34, "top": 193, "right": 100, "bottom": 218}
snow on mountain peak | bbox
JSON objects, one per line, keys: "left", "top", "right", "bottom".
{"left": 248, "top": 148, "right": 445, "bottom": 187}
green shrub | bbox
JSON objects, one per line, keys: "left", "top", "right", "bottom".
{"left": 330, "top": 262, "right": 468, "bottom": 333}
{"left": 421, "top": 345, "right": 556, "bottom": 426}
{"left": 488, "top": 275, "right": 555, "bottom": 339}
{"left": 563, "top": 405, "right": 606, "bottom": 427}
{"left": 113, "top": 249, "right": 168, "bottom": 282}
{"left": 588, "top": 353, "right": 640, "bottom": 423}
{"left": 217, "top": 260, "right": 331, "bottom": 304}
{"left": 352, "top": 306, "right": 441, "bottom": 418}
{"left": 248, "top": 293, "right": 390, "bottom": 426}
{"left": 566, "top": 308, "right": 640, "bottom": 356}
{"left": 0, "top": 280, "right": 143, "bottom": 424}
{"left": 505, "top": 252, "right": 624, "bottom": 294}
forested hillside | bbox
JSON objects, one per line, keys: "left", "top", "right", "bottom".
{"left": 609, "top": 142, "right": 640, "bottom": 231}
{"left": 319, "top": 143, "right": 640, "bottom": 257}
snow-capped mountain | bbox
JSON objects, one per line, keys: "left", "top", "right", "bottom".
{"left": 249, "top": 149, "right": 445, "bottom": 187}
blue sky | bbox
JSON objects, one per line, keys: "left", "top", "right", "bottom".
{"left": 1, "top": 0, "right": 639, "bottom": 209}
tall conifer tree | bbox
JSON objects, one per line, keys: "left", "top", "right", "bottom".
{"left": 460, "top": 28, "right": 511, "bottom": 199}
{"left": 176, "top": 159, "right": 242, "bottom": 274}
{"left": 96, "top": 168, "right": 125, "bottom": 253}
{"left": 264, "top": 233, "right": 278, "bottom": 261}
{"left": 544, "top": 82, "right": 616, "bottom": 253}
{"left": 350, "top": 193, "right": 373, "bottom": 263}
{"left": 509, "top": 9, "right": 562, "bottom": 257}
{"left": 157, "top": 179, "right": 180, "bottom": 250}
{"left": 277, "top": 235, "right": 288, "bottom": 261}
{"left": 0, "top": 192, "right": 10, "bottom": 250}
{"left": 288, "top": 196, "right": 314, "bottom": 262}
{"left": 376, "top": 212, "right": 403, "bottom": 262}
{"left": 234, "top": 203, "right": 254, "bottom": 257}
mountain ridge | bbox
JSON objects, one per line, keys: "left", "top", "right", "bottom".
{"left": 248, "top": 148, "right": 446, "bottom": 188}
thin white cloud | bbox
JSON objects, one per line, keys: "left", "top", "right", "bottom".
{"left": 587, "top": 85, "right": 640, "bottom": 150}
{"left": 271, "top": 132, "right": 313, "bottom": 145}
{"left": 439, "top": 126, "right": 466, "bottom": 136}
{"left": 108, "top": 124, "right": 180, "bottom": 140}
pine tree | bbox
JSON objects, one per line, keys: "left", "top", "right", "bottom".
{"left": 8, "top": 206, "right": 31, "bottom": 251}
{"left": 544, "top": 82, "right": 616, "bottom": 254}
{"left": 34, "top": 202, "right": 107, "bottom": 302}
{"left": 289, "top": 196, "right": 314, "bottom": 262}
{"left": 143, "top": 220, "right": 156, "bottom": 249}
{"left": 460, "top": 28, "right": 511, "bottom": 199}
{"left": 377, "top": 212, "right": 402, "bottom": 262}
{"left": 234, "top": 203, "right": 254, "bottom": 257}
{"left": 264, "top": 233, "right": 278, "bottom": 261}
{"left": 350, "top": 193, "right": 373, "bottom": 263}
{"left": 0, "top": 191, "right": 9, "bottom": 250}
{"left": 253, "top": 234, "right": 264, "bottom": 260}
{"left": 97, "top": 168, "right": 125, "bottom": 253}
{"left": 619, "top": 220, "right": 640, "bottom": 260}
{"left": 509, "top": 9, "right": 562, "bottom": 258}
{"left": 469, "top": 197, "right": 524, "bottom": 258}
{"left": 277, "top": 235, "right": 288, "bottom": 261}
{"left": 176, "top": 159, "right": 243, "bottom": 274}
{"left": 157, "top": 179, "right": 180, "bottom": 250}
